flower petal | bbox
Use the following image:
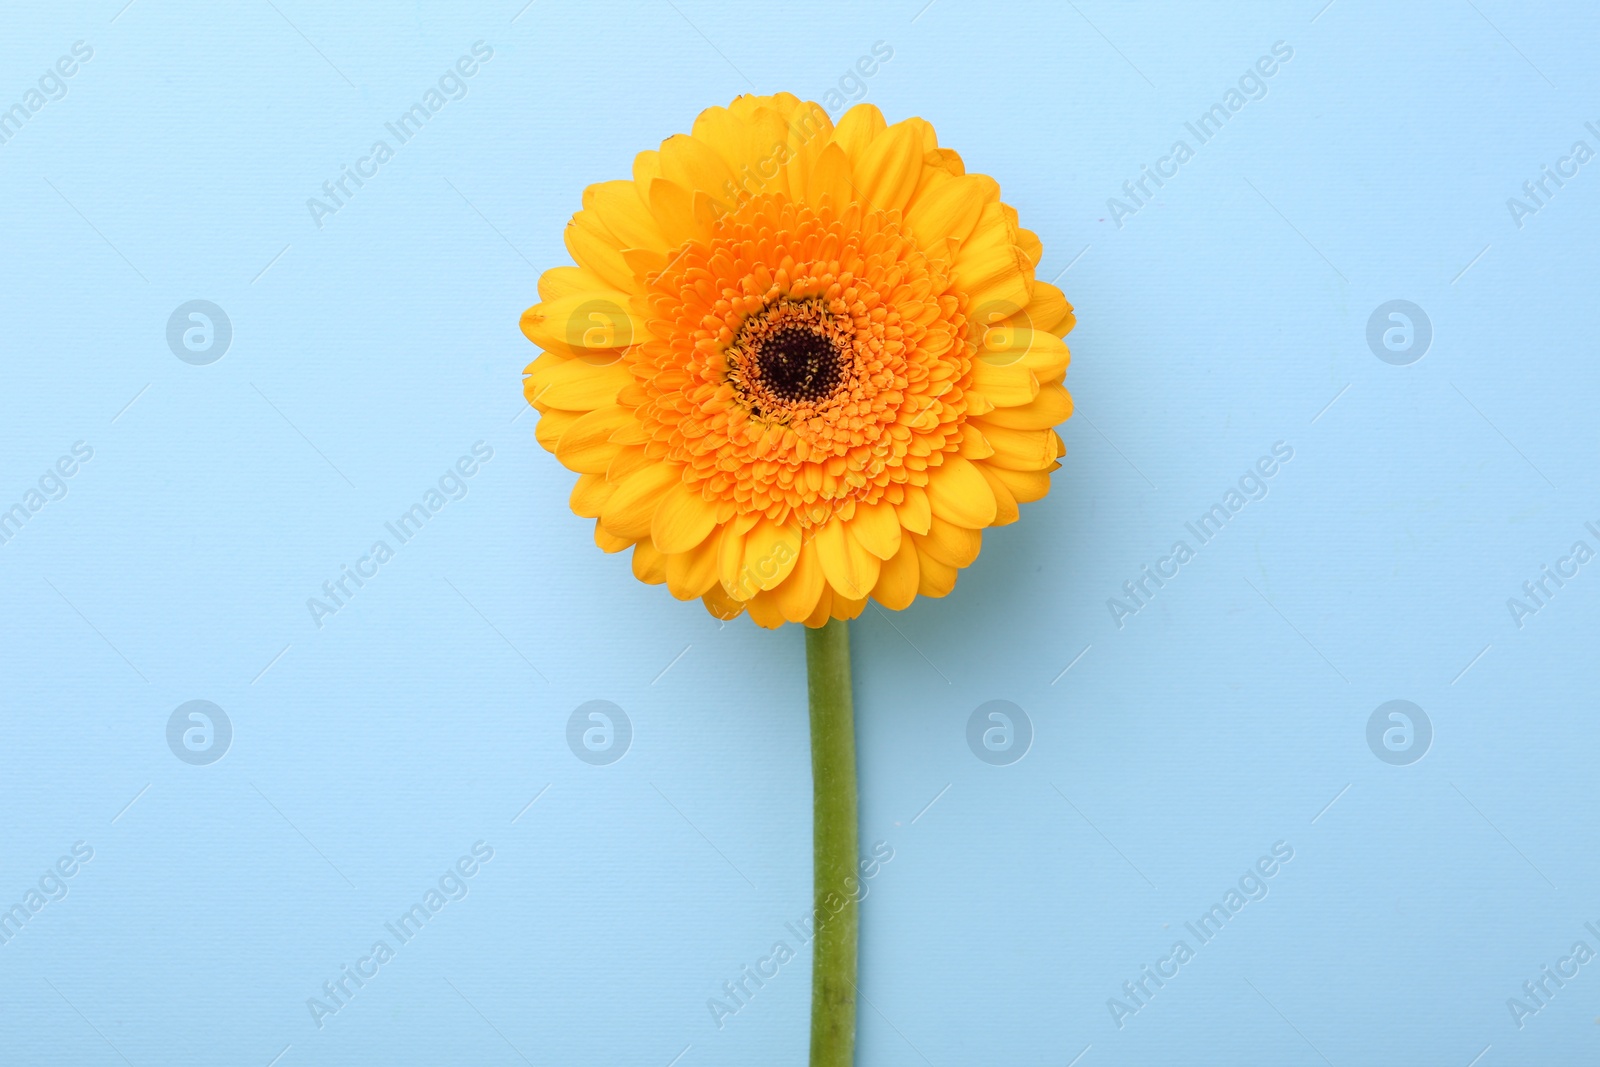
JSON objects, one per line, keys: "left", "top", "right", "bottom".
{"left": 815, "top": 516, "right": 881, "bottom": 601}
{"left": 870, "top": 535, "right": 920, "bottom": 610}
{"left": 736, "top": 518, "right": 802, "bottom": 596}
{"left": 830, "top": 103, "right": 886, "bottom": 162}
{"left": 896, "top": 486, "right": 932, "bottom": 535}
{"left": 666, "top": 526, "right": 723, "bottom": 599}
{"left": 569, "top": 472, "right": 614, "bottom": 518}
{"left": 1025, "top": 281, "right": 1074, "bottom": 335}
{"left": 701, "top": 582, "right": 745, "bottom": 621}
{"left": 925, "top": 456, "right": 997, "bottom": 528}
{"left": 530, "top": 359, "right": 634, "bottom": 411}
{"left": 977, "top": 464, "right": 1020, "bottom": 526}
{"left": 772, "top": 539, "right": 826, "bottom": 623}
{"left": 852, "top": 120, "right": 924, "bottom": 214}
{"left": 804, "top": 586, "right": 834, "bottom": 628}
{"left": 631, "top": 540, "right": 667, "bottom": 584}
{"left": 556, "top": 407, "right": 632, "bottom": 474}
{"left": 538, "top": 265, "right": 614, "bottom": 301}
{"left": 970, "top": 361, "right": 1039, "bottom": 407}
{"left": 564, "top": 213, "right": 633, "bottom": 290}
{"left": 916, "top": 516, "right": 982, "bottom": 568}
{"left": 978, "top": 383, "right": 1073, "bottom": 429}
{"left": 979, "top": 425, "right": 1061, "bottom": 471}
{"left": 583, "top": 179, "right": 666, "bottom": 251}
{"left": 600, "top": 463, "right": 681, "bottom": 539}
{"left": 916, "top": 549, "right": 958, "bottom": 597}
{"left": 980, "top": 328, "right": 1071, "bottom": 378}
{"left": 650, "top": 481, "right": 719, "bottom": 553}
{"left": 806, "top": 141, "right": 854, "bottom": 210}
{"left": 520, "top": 293, "right": 639, "bottom": 360}
{"left": 905, "top": 173, "right": 997, "bottom": 246}
{"left": 848, "top": 499, "right": 902, "bottom": 560}
{"left": 986, "top": 464, "right": 1054, "bottom": 504}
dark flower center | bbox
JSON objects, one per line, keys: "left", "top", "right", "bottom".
{"left": 755, "top": 326, "right": 842, "bottom": 404}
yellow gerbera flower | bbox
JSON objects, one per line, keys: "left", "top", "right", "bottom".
{"left": 520, "top": 93, "right": 1074, "bottom": 628}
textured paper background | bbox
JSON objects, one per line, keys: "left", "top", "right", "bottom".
{"left": 2, "top": 1, "right": 1597, "bottom": 1064}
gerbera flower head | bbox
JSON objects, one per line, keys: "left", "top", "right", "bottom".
{"left": 521, "top": 93, "right": 1074, "bottom": 628}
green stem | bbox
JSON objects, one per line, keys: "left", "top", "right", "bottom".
{"left": 806, "top": 617, "right": 858, "bottom": 1067}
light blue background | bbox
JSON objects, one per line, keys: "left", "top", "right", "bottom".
{"left": 3, "top": 1, "right": 1597, "bottom": 1064}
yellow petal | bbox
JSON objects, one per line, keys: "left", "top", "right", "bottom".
{"left": 694, "top": 105, "right": 791, "bottom": 202}
{"left": 1026, "top": 281, "right": 1074, "bottom": 335}
{"left": 977, "top": 464, "right": 1020, "bottom": 526}
{"left": 600, "top": 463, "right": 681, "bottom": 539}
{"left": 733, "top": 518, "right": 801, "bottom": 598}
{"left": 701, "top": 583, "right": 745, "bottom": 621}
{"left": 533, "top": 407, "right": 580, "bottom": 452}
{"left": 594, "top": 521, "right": 632, "bottom": 554}
{"left": 650, "top": 481, "right": 719, "bottom": 554}
{"left": 815, "top": 516, "right": 881, "bottom": 601}
{"left": 970, "top": 360, "right": 1039, "bottom": 408}
{"left": 848, "top": 499, "right": 902, "bottom": 560}
{"left": 555, "top": 406, "right": 632, "bottom": 474}
{"left": 905, "top": 173, "right": 997, "bottom": 246}
{"left": 648, "top": 177, "right": 704, "bottom": 249}
{"left": 538, "top": 265, "right": 613, "bottom": 301}
{"left": 772, "top": 539, "right": 826, "bottom": 623}
{"left": 583, "top": 179, "right": 666, "bottom": 251}
{"left": 631, "top": 148, "right": 661, "bottom": 188}
{"left": 896, "top": 486, "right": 931, "bottom": 535}
{"left": 1016, "top": 226, "right": 1043, "bottom": 269}
{"left": 830, "top": 593, "right": 869, "bottom": 621}
{"left": 980, "top": 328, "right": 1071, "bottom": 377}
{"left": 564, "top": 213, "right": 633, "bottom": 291}
{"left": 916, "top": 516, "right": 982, "bottom": 568}
{"left": 657, "top": 132, "right": 736, "bottom": 199}
{"left": 609, "top": 418, "right": 651, "bottom": 446}
{"left": 529, "top": 359, "right": 634, "bottom": 411}
{"left": 925, "top": 456, "right": 997, "bottom": 528}
{"left": 520, "top": 293, "right": 638, "bottom": 360}
{"left": 804, "top": 586, "right": 834, "bottom": 628}
{"left": 980, "top": 425, "right": 1061, "bottom": 471}
{"left": 746, "top": 589, "right": 787, "bottom": 629}
{"left": 871, "top": 535, "right": 920, "bottom": 610}
{"left": 666, "top": 526, "right": 723, "bottom": 599}
{"left": 916, "top": 550, "right": 958, "bottom": 597}
{"left": 631, "top": 540, "right": 667, "bottom": 584}
{"left": 986, "top": 464, "right": 1054, "bottom": 504}
{"left": 621, "top": 247, "right": 668, "bottom": 279}
{"left": 830, "top": 103, "right": 886, "bottom": 162}
{"left": 979, "top": 383, "right": 1073, "bottom": 429}
{"left": 959, "top": 423, "right": 996, "bottom": 460}
{"left": 956, "top": 202, "right": 1030, "bottom": 311}
{"left": 717, "top": 521, "right": 748, "bottom": 598}
{"left": 851, "top": 120, "right": 923, "bottom": 213}
{"left": 782, "top": 102, "right": 834, "bottom": 203}
{"left": 806, "top": 141, "right": 854, "bottom": 211}
{"left": 570, "top": 473, "right": 614, "bottom": 519}
{"left": 606, "top": 444, "right": 653, "bottom": 483}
